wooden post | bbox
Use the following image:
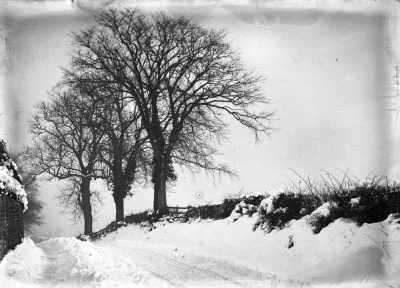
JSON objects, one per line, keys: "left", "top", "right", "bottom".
{"left": 0, "top": 195, "right": 24, "bottom": 261}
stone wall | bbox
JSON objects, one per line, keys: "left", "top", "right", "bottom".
{"left": 0, "top": 195, "right": 24, "bottom": 261}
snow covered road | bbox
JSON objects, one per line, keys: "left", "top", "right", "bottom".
{"left": 1, "top": 216, "right": 399, "bottom": 288}
{"left": 104, "top": 240, "right": 306, "bottom": 288}
{"left": 0, "top": 237, "right": 308, "bottom": 288}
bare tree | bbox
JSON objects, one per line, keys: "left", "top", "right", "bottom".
{"left": 95, "top": 93, "right": 150, "bottom": 222}
{"left": 62, "top": 72, "right": 150, "bottom": 222}
{"left": 68, "top": 9, "right": 274, "bottom": 213}
{"left": 56, "top": 178, "right": 103, "bottom": 225}
{"left": 28, "top": 83, "right": 106, "bottom": 235}
{"left": 89, "top": 89, "right": 149, "bottom": 222}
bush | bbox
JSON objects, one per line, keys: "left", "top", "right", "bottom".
{"left": 252, "top": 192, "right": 318, "bottom": 232}
{"left": 91, "top": 171, "right": 400, "bottom": 240}
{"left": 185, "top": 204, "right": 225, "bottom": 220}
{"left": 185, "top": 194, "right": 265, "bottom": 221}
{"left": 124, "top": 210, "right": 153, "bottom": 224}
{"left": 91, "top": 210, "right": 153, "bottom": 240}
{"left": 251, "top": 172, "right": 400, "bottom": 234}
{"left": 284, "top": 172, "right": 400, "bottom": 233}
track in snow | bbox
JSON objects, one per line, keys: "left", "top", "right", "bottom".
{"left": 103, "top": 240, "right": 310, "bottom": 288}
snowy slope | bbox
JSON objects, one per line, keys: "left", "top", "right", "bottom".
{"left": 1, "top": 214, "right": 399, "bottom": 288}
{"left": 97, "top": 215, "right": 400, "bottom": 287}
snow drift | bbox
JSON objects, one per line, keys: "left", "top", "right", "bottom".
{"left": 1, "top": 212, "right": 400, "bottom": 287}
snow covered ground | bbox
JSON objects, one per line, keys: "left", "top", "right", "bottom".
{"left": 1, "top": 214, "right": 399, "bottom": 288}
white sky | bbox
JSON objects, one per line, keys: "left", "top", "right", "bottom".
{"left": 1, "top": 0, "right": 399, "bottom": 237}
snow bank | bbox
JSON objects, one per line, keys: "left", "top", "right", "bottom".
{"left": 38, "top": 237, "right": 147, "bottom": 284}
{"left": 98, "top": 214, "right": 400, "bottom": 287}
{"left": 1, "top": 213, "right": 399, "bottom": 287}
{"left": 0, "top": 237, "right": 152, "bottom": 288}
{"left": 0, "top": 238, "right": 44, "bottom": 282}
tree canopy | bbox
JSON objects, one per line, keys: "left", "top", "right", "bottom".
{"left": 29, "top": 83, "right": 106, "bottom": 235}
{"left": 64, "top": 8, "right": 274, "bottom": 212}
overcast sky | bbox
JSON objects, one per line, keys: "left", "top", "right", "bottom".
{"left": 1, "top": 0, "right": 399, "bottom": 237}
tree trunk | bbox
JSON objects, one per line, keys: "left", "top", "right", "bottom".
{"left": 112, "top": 161, "right": 125, "bottom": 222}
{"left": 150, "top": 121, "right": 169, "bottom": 214}
{"left": 81, "top": 178, "right": 93, "bottom": 236}
{"left": 153, "top": 156, "right": 168, "bottom": 213}
{"left": 114, "top": 193, "right": 125, "bottom": 222}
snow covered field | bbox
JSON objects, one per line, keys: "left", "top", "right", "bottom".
{"left": 1, "top": 214, "right": 399, "bottom": 288}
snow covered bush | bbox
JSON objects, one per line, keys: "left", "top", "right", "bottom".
{"left": 90, "top": 171, "right": 400, "bottom": 241}
{"left": 229, "top": 201, "right": 258, "bottom": 221}
{"left": 0, "top": 140, "right": 27, "bottom": 211}
{"left": 349, "top": 196, "right": 361, "bottom": 207}
{"left": 305, "top": 202, "right": 338, "bottom": 233}
{"left": 91, "top": 210, "right": 154, "bottom": 240}
{"left": 348, "top": 180, "right": 400, "bottom": 224}
{"left": 387, "top": 213, "right": 400, "bottom": 225}
{"left": 252, "top": 192, "right": 278, "bottom": 232}
{"left": 252, "top": 191, "right": 311, "bottom": 233}
{"left": 317, "top": 175, "right": 400, "bottom": 228}
{"left": 276, "top": 171, "right": 400, "bottom": 233}
{"left": 186, "top": 194, "right": 264, "bottom": 222}
{"left": 186, "top": 204, "right": 225, "bottom": 220}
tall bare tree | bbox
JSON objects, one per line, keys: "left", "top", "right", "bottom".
{"left": 68, "top": 9, "right": 274, "bottom": 213}
{"left": 61, "top": 72, "right": 150, "bottom": 222}
{"left": 96, "top": 93, "right": 149, "bottom": 222}
{"left": 28, "top": 83, "right": 105, "bottom": 235}
{"left": 89, "top": 89, "right": 149, "bottom": 222}
{"left": 56, "top": 177, "right": 103, "bottom": 225}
